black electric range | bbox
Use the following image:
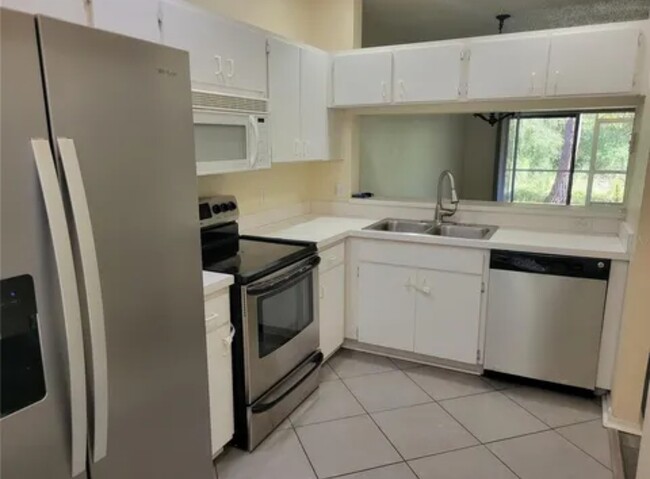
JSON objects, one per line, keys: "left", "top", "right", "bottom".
{"left": 199, "top": 195, "right": 322, "bottom": 451}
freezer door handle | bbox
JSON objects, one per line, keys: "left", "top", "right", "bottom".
{"left": 57, "top": 138, "right": 109, "bottom": 463}
{"left": 31, "top": 139, "right": 88, "bottom": 477}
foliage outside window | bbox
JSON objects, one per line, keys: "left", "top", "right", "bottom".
{"left": 500, "top": 111, "right": 634, "bottom": 206}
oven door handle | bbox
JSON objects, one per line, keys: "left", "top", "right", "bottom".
{"left": 251, "top": 351, "right": 323, "bottom": 414}
{"left": 247, "top": 256, "right": 320, "bottom": 296}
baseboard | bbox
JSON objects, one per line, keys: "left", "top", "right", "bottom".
{"left": 602, "top": 394, "right": 643, "bottom": 436}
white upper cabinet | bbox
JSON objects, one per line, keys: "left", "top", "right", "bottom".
{"left": 414, "top": 269, "right": 483, "bottom": 364}
{"left": 393, "top": 43, "right": 464, "bottom": 103}
{"left": 300, "top": 47, "right": 330, "bottom": 160}
{"left": 269, "top": 37, "right": 301, "bottom": 162}
{"left": 547, "top": 26, "right": 641, "bottom": 96}
{"left": 332, "top": 51, "right": 392, "bottom": 106}
{"left": 2, "top": 0, "right": 87, "bottom": 24}
{"left": 91, "top": 0, "right": 161, "bottom": 43}
{"left": 466, "top": 35, "right": 550, "bottom": 99}
{"left": 160, "top": 1, "right": 267, "bottom": 97}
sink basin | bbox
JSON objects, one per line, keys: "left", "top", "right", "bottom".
{"left": 365, "top": 219, "right": 436, "bottom": 234}
{"left": 364, "top": 218, "right": 498, "bottom": 240}
{"left": 430, "top": 223, "right": 498, "bottom": 240}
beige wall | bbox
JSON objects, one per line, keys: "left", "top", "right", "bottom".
{"left": 190, "top": 0, "right": 361, "bottom": 214}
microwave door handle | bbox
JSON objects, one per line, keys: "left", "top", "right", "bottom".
{"left": 31, "top": 139, "right": 88, "bottom": 477}
{"left": 249, "top": 115, "right": 259, "bottom": 168}
{"left": 247, "top": 256, "right": 320, "bottom": 296}
{"left": 57, "top": 138, "right": 109, "bottom": 464}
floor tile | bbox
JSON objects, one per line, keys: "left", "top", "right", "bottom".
{"left": 290, "top": 379, "right": 365, "bottom": 426}
{"left": 320, "top": 363, "right": 339, "bottom": 382}
{"left": 277, "top": 418, "right": 292, "bottom": 430}
{"left": 295, "top": 415, "right": 401, "bottom": 478}
{"left": 440, "top": 391, "right": 548, "bottom": 442}
{"left": 329, "top": 350, "right": 397, "bottom": 379}
{"left": 216, "top": 428, "right": 315, "bottom": 479}
{"left": 405, "top": 366, "right": 494, "bottom": 400}
{"left": 337, "top": 463, "right": 417, "bottom": 479}
{"left": 389, "top": 357, "right": 422, "bottom": 370}
{"left": 408, "top": 445, "right": 518, "bottom": 479}
{"left": 344, "top": 370, "right": 432, "bottom": 412}
{"left": 556, "top": 419, "right": 612, "bottom": 468}
{"left": 503, "top": 386, "right": 601, "bottom": 427}
{"left": 481, "top": 376, "right": 520, "bottom": 391}
{"left": 488, "top": 430, "right": 612, "bottom": 479}
{"left": 372, "top": 402, "right": 478, "bottom": 459}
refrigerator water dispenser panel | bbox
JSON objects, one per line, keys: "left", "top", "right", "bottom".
{"left": 1, "top": 275, "right": 46, "bottom": 417}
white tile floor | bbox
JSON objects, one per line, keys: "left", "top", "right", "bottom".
{"left": 216, "top": 349, "right": 613, "bottom": 479}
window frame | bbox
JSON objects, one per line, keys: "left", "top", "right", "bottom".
{"left": 497, "top": 109, "right": 635, "bottom": 207}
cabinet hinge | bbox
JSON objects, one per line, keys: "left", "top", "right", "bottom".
{"left": 481, "top": 282, "right": 486, "bottom": 293}
{"left": 476, "top": 349, "right": 481, "bottom": 362}
{"left": 357, "top": 266, "right": 360, "bottom": 278}
{"left": 266, "top": 40, "right": 270, "bottom": 55}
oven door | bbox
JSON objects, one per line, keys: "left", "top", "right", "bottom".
{"left": 243, "top": 255, "right": 320, "bottom": 404}
{"left": 193, "top": 110, "right": 260, "bottom": 175}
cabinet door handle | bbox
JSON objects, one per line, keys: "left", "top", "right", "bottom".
{"left": 294, "top": 139, "right": 301, "bottom": 157}
{"left": 399, "top": 79, "right": 405, "bottom": 100}
{"left": 226, "top": 58, "right": 235, "bottom": 79}
{"left": 206, "top": 312, "right": 219, "bottom": 322}
{"left": 530, "top": 71, "right": 536, "bottom": 94}
{"left": 404, "top": 277, "right": 414, "bottom": 290}
{"left": 214, "top": 55, "right": 223, "bottom": 76}
{"left": 303, "top": 140, "right": 310, "bottom": 158}
{"left": 381, "top": 81, "right": 388, "bottom": 101}
{"left": 222, "top": 323, "right": 235, "bottom": 355}
{"left": 554, "top": 70, "right": 560, "bottom": 95}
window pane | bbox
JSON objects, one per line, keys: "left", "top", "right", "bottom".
{"left": 575, "top": 114, "right": 596, "bottom": 171}
{"left": 516, "top": 117, "right": 576, "bottom": 171}
{"left": 503, "top": 169, "right": 513, "bottom": 201}
{"left": 590, "top": 173, "right": 627, "bottom": 204}
{"left": 506, "top": 120, "right": 517, "bottom": 170}
{"left": 570, "top": 172, "right": 589, "bottom": 206}
{"left": 513, "top": 171, "right": 570, "bottom": 204}
{"left": 595, "top": 120, "right": 633, "bottom": 171}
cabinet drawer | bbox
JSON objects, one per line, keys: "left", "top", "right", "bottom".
{"left": 319, "top": 243, "right": 345, "bottom": 273}
{"left": 205, "top": 291, "right": 230, "bottom": 332}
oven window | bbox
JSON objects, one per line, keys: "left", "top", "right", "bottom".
{"left": 194, "top": 124, "right": 247, "bottom": 163}
{"left": 257, "top": 274, "right": 314, "bottom": 358}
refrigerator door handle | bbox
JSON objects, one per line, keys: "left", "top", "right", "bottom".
{"left": 57, "top": 138, "right": 109, "bottom": 463}
{"left": 31, "top": 139, "right": 88, "bottom": 477}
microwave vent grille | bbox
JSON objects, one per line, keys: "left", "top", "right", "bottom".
{"left": 192, "top": 90, "right": 267, "bottom": 113}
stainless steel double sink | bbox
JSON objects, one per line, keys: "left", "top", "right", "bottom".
{"left": 364, "top": 218, "right": 498, "bottom": 240}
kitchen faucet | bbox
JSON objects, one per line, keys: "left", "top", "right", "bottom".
{"left": 434, "top": 170, "right": 459, "bottom": 225}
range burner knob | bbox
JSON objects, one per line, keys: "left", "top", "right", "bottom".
{"left": 211, "top": 204, "right": 222, "bottom": 214}
{"left": 227, "top": 201, "right": 237, "bottom": 211}
{"left": 220, "top": 203, "right": 230, "bottom": 212}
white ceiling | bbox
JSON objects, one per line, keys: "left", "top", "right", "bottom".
{"left": 362, "top": 0, "right": 650, "bottom": 46}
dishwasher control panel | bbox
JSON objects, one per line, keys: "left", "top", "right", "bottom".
{"left": 490, "top": 250, "right": 610, "bottom": 280}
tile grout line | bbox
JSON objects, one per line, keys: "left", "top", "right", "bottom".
{"left": 336, "top": 371, "right": 418, "bottom": 478}
{"left": 291, "top": 423, "right": 321, "bottom": 479}
{"left": 323, "top": 460, "right": 406, "bottom": 479}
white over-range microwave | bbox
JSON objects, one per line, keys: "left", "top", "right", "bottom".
{"left": 192, "top": 90, "right": 271, "bottom": 175}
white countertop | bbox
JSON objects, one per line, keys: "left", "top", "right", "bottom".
{"left": 251, "top": 216, "right": 629, "bottom": 260}
{"left": 202, "top": 271, "right": 234, "bottom": 296}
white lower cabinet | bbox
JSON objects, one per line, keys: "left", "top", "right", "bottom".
{"left": 358, "top": 263, "right": 416, "bottom": 351}
{"left": 319, "top": 243, "right": 346, "bottom": 358}
{"left": 414, "top": 269, "right": 483, "bottom": 364}
{"left": 204, "top": 290, "right": 234, "bottom": 456}
{"left": 353, "top": 239, "right": 487, "bottom": 365}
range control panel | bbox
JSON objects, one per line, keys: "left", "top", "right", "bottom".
{"left": 1, "top": 275, "right": 46, "bottom": 417}
{"left": 198, "top": 195, "right": 239, "bottom": 229}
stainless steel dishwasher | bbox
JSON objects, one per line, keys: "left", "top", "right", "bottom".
{"left": 485, "top": 250, "right": 610, "bottom": 390}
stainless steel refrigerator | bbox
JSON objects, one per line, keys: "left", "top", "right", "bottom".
{"left": 1, "top": 9, "right": 215, "bottom": 479}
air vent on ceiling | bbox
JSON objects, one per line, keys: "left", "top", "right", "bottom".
{"left": 192, "top": 90, "right": 268, "bottom": 113}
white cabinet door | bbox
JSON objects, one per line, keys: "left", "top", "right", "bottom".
{"left": 160, "top": 1, "right": 267, "bottom": 96}
{"left": 92, "top": 0, "right": 161, "bottom": 43}
{"left": 393, "top": 43, "right": 464, "bottom": 103}
{"left": 358, "top": 262, "right": 415, "bottom": 351}
{"left": 319, "top": 264, "right": 345, "bottom": 358}
{"left": 414, "top": 269, "right": 482, "bottom": 364}
{"left": 467, "top": 36, "right": 550, "bottom": 99}
{"left": 301, "top": 47, "right": 330, "bottom": 160}
{"left": 2, "top": 0, "right": 87, "bottom": 24}
{"left": 332, "top": 51, "right": 392, "bottom": 106}
{"left": 269, "top": 38, "right": 301, "bottom": 162}
{"left": 223, "top": 20, "right": 267, "bottom": 96}
{"left": 205, "top": 293, "right": 234, "bottom": 456}
{"left": 547, "top": 27, "right": 640, "bottom": 96}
